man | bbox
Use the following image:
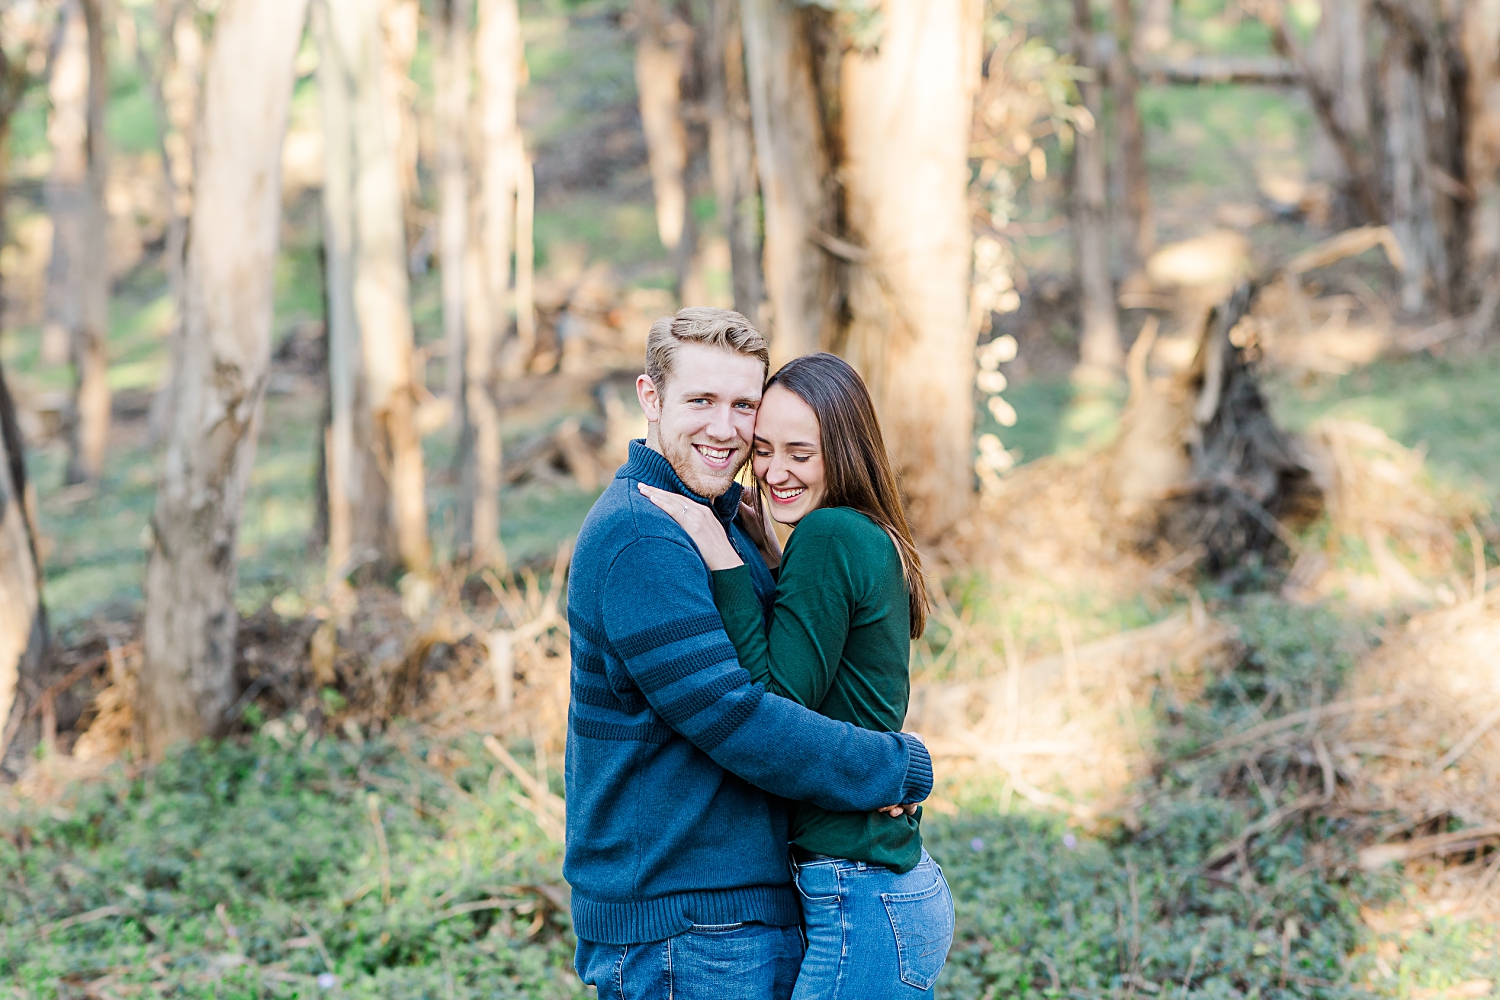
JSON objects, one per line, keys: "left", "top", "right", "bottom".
{"left": 565, "top": 307, "right": 932, "bottom": 998}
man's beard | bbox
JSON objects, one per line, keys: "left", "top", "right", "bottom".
{"left": 661, "top": 434, "right": 745, "bottom": 499}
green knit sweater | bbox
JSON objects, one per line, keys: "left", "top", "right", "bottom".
{"left": 712, "top": 506, "right": 923, "bottom": 873}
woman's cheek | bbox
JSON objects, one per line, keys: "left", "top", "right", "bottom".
{"left": 752, "top": 456, "right": 769, "bottom": 482}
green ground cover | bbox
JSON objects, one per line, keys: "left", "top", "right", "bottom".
{"left": 7, "top": 594, "right": 1498, "bottom": 998}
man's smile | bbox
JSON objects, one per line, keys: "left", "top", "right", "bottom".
{"left": 693, "top": 444, "right": 735, "bottom": 469}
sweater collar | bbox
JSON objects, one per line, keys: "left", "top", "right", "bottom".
{"left": 619, "top": 439, "right": 744, "bottom": 524}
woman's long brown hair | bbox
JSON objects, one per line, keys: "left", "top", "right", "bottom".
{"left": 761, "top": 353, "right": 929, "bottom": 638}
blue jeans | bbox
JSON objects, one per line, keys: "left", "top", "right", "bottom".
{"left": 575, "top": 922, "right": 803, "bottom": 1000}
{"left": 791, "top": 850, "right": 954, "bottom": 999}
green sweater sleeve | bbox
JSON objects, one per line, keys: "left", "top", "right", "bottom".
{"left": 712, "top": 521, "right": 855, "bottom": 709}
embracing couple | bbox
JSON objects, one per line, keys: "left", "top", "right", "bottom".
{"left": 564, "top": 306, "right": 954, "bottom": 998}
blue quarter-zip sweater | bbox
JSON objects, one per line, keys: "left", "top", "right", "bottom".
{"left": 564, "top": 441, "right": 934, "bottom": 945}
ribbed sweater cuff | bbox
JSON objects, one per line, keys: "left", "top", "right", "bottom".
{"left": 898, "top": 732, "right": 934, "bottom": 804}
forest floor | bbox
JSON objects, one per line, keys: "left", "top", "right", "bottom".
{"left": 4, "top": 0, "right": 1500, "bottom": 997}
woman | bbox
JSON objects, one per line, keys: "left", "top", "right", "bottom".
{"left": 638, "top": 352, "right": 954, "bottom": 999}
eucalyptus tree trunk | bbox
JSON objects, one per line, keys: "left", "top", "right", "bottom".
{"left": 0, "top": 16, "right": 53, "bottom": 772}
{"left": 434, "top": 0, "right": 472, "bottom": 408}
{"left": 1376, "top": 2, "right": 1463, "bottom": 316}
{"left": 704, "top": 0, "right": 763, "bottom": 320}
{"left": 42, "top": 1, "right": 88, "bottom": 369}
{"left": 459, "top": 0, "right": 522, "bottom": 566}
{"left": 1307, "top": 0, "right": 1370, "bottom": 192}
{"left": 140, "top": 0, "right": 309, "bottom": 755}
{"left": 1110, "top": 0, "right": 1153, "bottom": 271}
{"left": 381, "top": 0, "right": 421, "bottom": 237}
{"left": 320, "top": 0, "right": 430, "bottom": 574}
{"left": 316, "top": 0, "right": 363, "bottom": 585}
{"left": 1070, "top": 0, "right": 1122, "bottom": 376}
{"left": 839, "top": 0, "right": 982, "bottom": 536}
{"left": 143, "top": 0, "right": 204, "bottom": 444}
{"left": 46, "top": 0, "right": 112, "bottom": 483}
{"left": 633, "top": 0, "right": 691, "bottom": 280}
{"left": 0, "top": 360, "right": 48, "bottom": 774}
{"left": 739, "top": 0, "right": 835, "bottom": 363}
{"left": 1464, "top": 0, "right": 1500, "bottom": 338}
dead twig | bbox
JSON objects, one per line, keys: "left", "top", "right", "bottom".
{"left": 1359, "top": 823, "right": 1500, "bottom": 870}
{"left": 1192, "top": 694, "right": 1405, "bottom": 758}
{"left": 366, "top": 793, "right": 393, "bottom": 905}
{"left": 1431, "top": 703, "right": 1500, "bottom": 774}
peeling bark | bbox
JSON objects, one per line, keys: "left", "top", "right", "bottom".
{"left": 141, "top": 0, "right": 309, "bottom": 755}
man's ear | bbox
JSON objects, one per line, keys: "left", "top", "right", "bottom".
{"left": 637, "top": 373, "right": 663, "bottom": 423}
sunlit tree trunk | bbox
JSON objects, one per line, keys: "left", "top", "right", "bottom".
{"left": 1307, "top": 0, "right": 1371, "bottom": 195}
{"left": 1377, "top": 3, "right": 1463, "bottom": 316}
{"left": 0, "top": 17, "right": 53, "bottom": 771}
{"left": 1070, "top": 0, "right": 1122, "bottom": 376}
{"left": 144, "top": 0, "right": 204, "bottom": 444}
{"left": 46, "top": 0, "right": 112, "bottom": 483}
{"left": 381, "top": 0, "right": 421, "bottom": 240}
{"left": 1135, "top": 0, "right": 1172, "bottom": 53}
{"left": 322, "top": 0, "right": 430, "bottom": 573}
{"left": 1110, "top": 0, "right": 1153, "bottom": 271}
{"left": 1464, "top": 0, "right": 1500, "bottom": 338}
{"left": 634, "top": 0, "right": 689, "bottom": 263}
{"left": 0, "top": 361, "right": 48, "bottom": 773}
{"left": 839, "top": 0, "right": 982, "bottom": 536}
{"left": 315, "top": 0, "right": 364, "bottom": 587}
{"left": 140, "top": 0, "right": 309, "bottom": 754}
{"left": 704, "top": 0, "right": 763, "bottom": 320}
{"left": 435, "top": 0, "right": 471, "bottom": 408}
{"left": 457, "top": 0, "right": 521, "bottom": 566}
{"left": 739, "top": 0, "right": 835, "bottom": 363}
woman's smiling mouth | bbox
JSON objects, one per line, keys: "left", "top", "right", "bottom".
{"left": 769, "top": 485, "right": 806, "bottom": 504}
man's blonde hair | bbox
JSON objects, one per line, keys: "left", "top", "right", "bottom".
{"left": 645, "top": 307, "right": 769, "bottom": 393}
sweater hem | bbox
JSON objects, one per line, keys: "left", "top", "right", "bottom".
{"left": 570, "top": 884, "right": 801, "bottom": 946}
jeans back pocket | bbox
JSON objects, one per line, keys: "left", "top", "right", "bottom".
{"left": 881, "top": 871, "right": 954, "bottom": 990}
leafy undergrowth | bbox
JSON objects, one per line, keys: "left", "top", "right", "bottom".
{"left": 0, "top": 734, "right": 580, "bottom": 999}
{"left": 7, "top": 598, "right": 1500, "bottom": 999}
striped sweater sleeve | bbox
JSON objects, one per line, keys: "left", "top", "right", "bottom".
{"left": 601, "top": 535, "right": 932, "bottom": 811}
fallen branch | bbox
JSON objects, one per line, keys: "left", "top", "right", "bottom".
{"left": 484, "top": 734, "right": 566, "bottom": 841}
{"left": 25, "top": 641, "right": 142, "bottom": 720}
{"left": 1432, "top": 702, "right": 1500, "bottom": 773}
{"left": 1140, "top": 55, "right": 1300, "bottom": 85}
{"left": 1284, "top": 225, "right": 1404, "bottom": 277}
{"left": 1359, "top": 823, "right": 1500, "bottom": 870}
{"left": 40, "top": 904, "right": 128, "bottom": 936}
{"left": 1192, "top": 693, "right": 1405, "bottom": 758}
